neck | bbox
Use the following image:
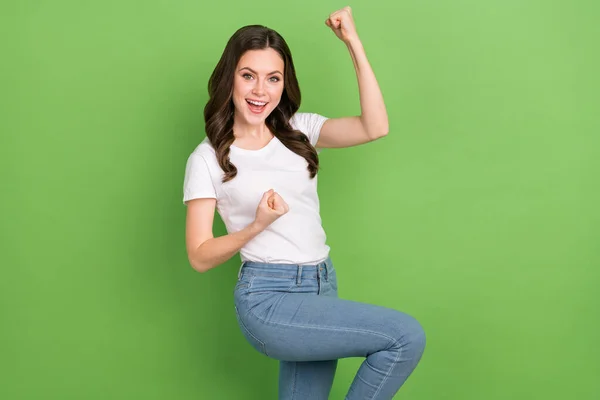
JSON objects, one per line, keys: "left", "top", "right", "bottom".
{"left": 232, "top": 115, "right": 272, "bottom": 140}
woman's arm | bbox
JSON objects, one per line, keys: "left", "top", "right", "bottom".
{"left": 317, "top": 6, "right": 389, "bottom": 149}
{"left": 186, "top": 190, "right": 288, "bottom": 272}
{"left": 186, "top": 198, "right": 263, "bottom": 273}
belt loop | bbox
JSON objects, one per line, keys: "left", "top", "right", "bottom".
{"left": 297, "top": 265, "right": 303, "bottom": 285}
{"left": 322, "top": 261, "right": 328, "bottom": 281}
{"left": 238, "top": 262, "right": 244, "bottom": 280}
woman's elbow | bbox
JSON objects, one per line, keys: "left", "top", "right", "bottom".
{"left": 188, "top": 256, "right": 209, "bottom": 273}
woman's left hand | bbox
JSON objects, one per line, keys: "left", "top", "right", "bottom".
{"left": 325, "top": 6, "right": 359, "bottom": 44}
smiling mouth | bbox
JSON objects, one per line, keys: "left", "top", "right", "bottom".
{"left": 246, "top": 99, "right": 268, "bottom": 114}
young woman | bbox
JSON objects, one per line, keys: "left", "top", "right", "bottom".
{"left": 183, "top": 7, "right": 426, "bottom": 399}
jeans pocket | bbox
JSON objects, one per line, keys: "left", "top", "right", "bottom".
{"left": 234, "top": 305, "right": 268, "bottom": 356}
{"left": 234, "top": 274, "right": 255, "bottom": 294}
{"left": 246, "top": 275, "right": 296, "bottom": 296}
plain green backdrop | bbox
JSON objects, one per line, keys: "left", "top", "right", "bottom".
{"left": 1, "top": 0, "right": 598, "bottom": 399}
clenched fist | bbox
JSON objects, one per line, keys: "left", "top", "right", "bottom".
{"left": 325, "top": 6, "right": 359, "bottom": 44}
{"left": 253, "top": 189, "right": 289, "bottom": 230}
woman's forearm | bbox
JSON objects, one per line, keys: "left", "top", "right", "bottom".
{"left": 346, "top": 37, "right": 389, "bottom": 137}
{"left": 190, "top": 222, "right": 264, "bottom": 273}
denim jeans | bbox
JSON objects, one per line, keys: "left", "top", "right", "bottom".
{"left": 233, "top": 257, "right": 426, "bottom": 399}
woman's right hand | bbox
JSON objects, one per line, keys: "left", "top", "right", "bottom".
{"left": 253, "top": 189, "right": 289, "bottom": 230}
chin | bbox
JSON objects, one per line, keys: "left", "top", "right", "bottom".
{"left": 242, "top": 108, "right": 275, "bottom": 123}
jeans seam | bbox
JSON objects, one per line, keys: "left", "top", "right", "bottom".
{"left": 245, "top": 283, "right": 298, "bottom": 296}
{"left": 365, "top": 358, "right": 387, "bottom": 375}
{"left": 356, "top": 372, "right": 379, "bottom": 389}
{"left": 370, "top": 338, "right": 403, "bottom": 399}
{"left": 235, "top": 305, "right": 268, "bottom": 356}
{"left": 247, "top": 273, "right": 298, "bottom": 279}
{"left": 244, "top": 306, "right": 397, "bottom": 344}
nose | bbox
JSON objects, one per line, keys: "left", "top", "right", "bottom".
{"left": 252, "top": 79, "right": 266, "bottom": 96}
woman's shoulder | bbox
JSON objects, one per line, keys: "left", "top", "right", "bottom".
{"left": 289, "top": 112, "right": 329, "bottom": 145}
{"left": 290, "top": 112, "right": 323, "bottom": 127}
{"left": 191, "top": 137, "right": 216, "bottom": 156}
{"left": 187, "top": 137, "right": 218, "bottom": 166}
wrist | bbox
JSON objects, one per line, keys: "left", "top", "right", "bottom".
{"left": 249, "top": 220, "right": 265, "bottom": 234}
{"left": 344, "top": 36, "right": 362, "bottom": 48}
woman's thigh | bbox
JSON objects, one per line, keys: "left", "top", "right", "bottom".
{"left": 234, "top": 268, "right": 423, "bottom": 362}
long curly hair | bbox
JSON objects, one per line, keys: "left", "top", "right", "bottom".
{"left": 203, "top": 25, "right": 319, "bottom": 183}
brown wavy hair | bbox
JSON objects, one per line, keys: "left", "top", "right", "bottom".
{"left": 203, "top": 25, "right": 319, "bottom": 183}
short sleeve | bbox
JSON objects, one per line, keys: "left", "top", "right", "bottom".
{"left": 290, "top": 112, "right": 328, "bottom": 150}
{"left": 183, "top": 153, "right": 217, "bottom": 205}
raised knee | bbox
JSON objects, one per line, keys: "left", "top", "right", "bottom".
{"left": 393, "top": 314, "right": 426, "bottom": 354}
{"left": 408, "top": 318, "right": 426, "bottom": 353}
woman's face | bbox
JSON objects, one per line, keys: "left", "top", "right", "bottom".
{"left": 232, "top": 48, "right": 285, "bottom": 126}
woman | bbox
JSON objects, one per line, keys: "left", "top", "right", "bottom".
{"left": 183, "top": 7, "right": 425, "bottom": 399}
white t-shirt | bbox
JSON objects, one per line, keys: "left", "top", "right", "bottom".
{"left": 183, "top": 112, "right": 330, "bottom": 265}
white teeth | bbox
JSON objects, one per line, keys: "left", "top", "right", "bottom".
{"left": 247, "top": 100, "right": 267, "bottom": 106}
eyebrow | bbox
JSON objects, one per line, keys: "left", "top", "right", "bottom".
{"left": 239, "top": 67, "right": 283, "bottom": 76}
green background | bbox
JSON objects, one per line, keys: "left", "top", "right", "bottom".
{"left": 2, "top": 0, "right": 598, "bottom": 399}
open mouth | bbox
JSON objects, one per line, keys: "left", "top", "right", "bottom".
{"left": 246, "top": 99, "right": 268, "bottom": 114}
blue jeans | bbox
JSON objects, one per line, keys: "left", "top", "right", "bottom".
{"left": 233, "top": 257, "right": 426, "bottom": 399}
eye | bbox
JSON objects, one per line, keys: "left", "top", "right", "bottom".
{"left": 269, "top": 76, "right": 281, "bottom": 82}
{"left": 242, "top": 73, "right": 253, "bottom": 80}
